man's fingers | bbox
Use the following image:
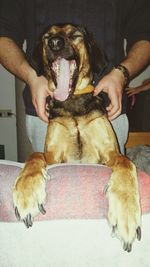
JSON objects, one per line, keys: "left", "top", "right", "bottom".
{"left": 106, "top": 95, "right": 122, "bottom": 120}
{"left": 106, "top": 104, "right": 121, "bottom": 120}
{"left": 34, "top": 99, "right": 49, "bottom": 123}
{"left": 126, "top": 89, "right": 134, "bottom": 96}
{"left": 37, "top": 107, "right": 49, "bottom": 123}
{"left": 127, "top": 92, "right": 134, "bottom": 97}
{"left": 106, "top": 103, "right": 113, "bottom": 112}
{"left": 93, "top": 85, "right": 104, "bottom": 96}
{"left": 29, "top": 75, "right": 53, "bottom": 122}
{"left": 39, "top": 112, "right": 49, "bottom": 123}
{"left": 107, "top": 109, "right": 122, "bottom": 120}
{"left": 94, "top": 85, "right": 122, "bottom": 120}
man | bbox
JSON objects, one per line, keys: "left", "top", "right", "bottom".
{"left": 0, "top": 0, "right": 150, "bottom": 153}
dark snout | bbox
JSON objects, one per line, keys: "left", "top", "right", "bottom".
{"left": 47, "top": 34, "right": 77, "bottom": 62}
{"left": 48, "top": 36, "right": 65, "bottom": 51}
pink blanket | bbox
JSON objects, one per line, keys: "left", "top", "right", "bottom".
{"left": 0, "top": 163, "right": 150, "bottom": 222}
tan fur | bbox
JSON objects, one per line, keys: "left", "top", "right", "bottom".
{"left": 13, "top": 24, "right": 141, "bottom": 251}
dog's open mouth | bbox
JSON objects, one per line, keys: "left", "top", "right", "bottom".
{"left": 51, "top": 57, "right": 77, "bottom": 101}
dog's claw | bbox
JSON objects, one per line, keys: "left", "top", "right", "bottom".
{"left": 27, "top": 213, "right": 33, "bottom": 227}
{"left": 123, "top": 242, "right": 132, "bottom": 253}
{"left": 38, "top": 204, "right": 46, "bottom": 215}
{"left": 23, "top": 214, "right": 33, "bottom": 228}
{"left": 111, "top": 225, "right": 117, "bottom": 237}
{"left": 136, "top": 226, "right": 141, "bottom": 241}
{"left": 15, "top": 207, "right": 20, "bottom": 221}
{"left": 23, "top": 217, "right": 29, "bottom": 228}
{"left": 104, "top": 184, "right": 109, "bottom": 195}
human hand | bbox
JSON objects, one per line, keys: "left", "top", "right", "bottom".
{"left": 126, "top": 81, "right": 150, "bottom": 97}
{"left": 93, "top": 68, "right": 125, "bottom": 120}
{"left": 126, "top": 86, "right": 141, "bottom": 97}
{"left": 28, "top": 74, "right": 53, "bottom": 122}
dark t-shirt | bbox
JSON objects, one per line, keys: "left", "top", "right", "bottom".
{"left": 0, "top": 0, "right": 150, "bottom": 115}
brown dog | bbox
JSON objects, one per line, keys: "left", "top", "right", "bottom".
{"left": 13, "top": 24, "right": 141, "bottom": 252}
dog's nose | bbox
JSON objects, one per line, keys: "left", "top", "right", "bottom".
{"left": 48, "top": 36, "right": 65, "bottom": 51}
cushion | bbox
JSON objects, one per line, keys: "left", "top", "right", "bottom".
{"left": 0, "top": 161, "right": 150, "bottom": 222}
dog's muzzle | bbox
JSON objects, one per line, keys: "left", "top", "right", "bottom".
{"left": 52, "top": 57, "right": 77, "bottom": 101}
{"left": 47, "top": 35, "right": 78, "bottom": 102}
{"left": 48, "top": 36, "right": 65, "bottom": 52}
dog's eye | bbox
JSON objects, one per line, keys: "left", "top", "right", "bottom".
{"left": 67, "top": 32, "right": 82, "bottom": 40}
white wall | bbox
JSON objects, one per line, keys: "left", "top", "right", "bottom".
{"left": 15, "top": 78, "right": 32, "bottom": 162}
{"left": 130, "top": 66, "right": 150, "bottom": 87}
{"left": 0, "top": 65, "right": 18, "bottom": 161}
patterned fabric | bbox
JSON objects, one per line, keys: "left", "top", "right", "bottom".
{"left": 0, "top": 163, "right": 150, "bottom": 222}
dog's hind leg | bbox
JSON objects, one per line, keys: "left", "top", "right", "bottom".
{"left": 103, "top": 151, "right": 141, "bottom": 252}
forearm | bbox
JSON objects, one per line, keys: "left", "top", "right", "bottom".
{"left": 121, "top": 40, "right": 150, "bottom": 79}
{"left": 0, "top": 37, "right": 51, "bottom": 122}
{"left": 94, "top": 40, "right": 150, "bottom": 119}
{"left": 0, "top": 37, "right": 37, "bottom": 85}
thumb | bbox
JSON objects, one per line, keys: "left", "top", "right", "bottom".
{"left": 93, "top": 82, "right": 105, "bottom": 96}
{"left": 34, "top": 97, "right": 49, "bottom": 123}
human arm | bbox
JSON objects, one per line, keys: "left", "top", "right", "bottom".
{"left": 0, "top": 37, "right": 51, "bottom": 122}
{"left": 126, "top": 78, "right": 150, "bottom": 97}
{"left": 94, "top": 40, "right": 150, "bottom": 120}
{"left": 0, "top": 0, "right": 52, "bottom": 122}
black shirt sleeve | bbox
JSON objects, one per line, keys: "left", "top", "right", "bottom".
{"left": 0, "top": 0, "right": 25, "bottom": 47}
{"left": 124, "top": 0, "right": 150, "bottom": 51}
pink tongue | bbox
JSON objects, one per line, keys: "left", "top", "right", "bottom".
{"left": 54, "top": 58, "right": 70, "bottom": 101}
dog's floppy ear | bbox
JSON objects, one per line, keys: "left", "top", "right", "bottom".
{"left": 29, "top": 41, "right": 45, "bottom": 76}
{"left": 88, "top": 36, "right": 108, "bottom": 75}
{"left": 77, "top": 26, "right": 107, "bottom": 75}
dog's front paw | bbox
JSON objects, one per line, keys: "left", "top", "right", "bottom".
{"left": 13, "top": 168, "right": 49, "bottom": 228}
{"left": 106, "top": 181, "right": 141, "bottom": 252}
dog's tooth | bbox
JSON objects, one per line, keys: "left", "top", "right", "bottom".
{"left": 52, "top": 60, "right": 60, "bottom": 78}
{"left": 70, "top": 60, "right": 76, "bottom": 78}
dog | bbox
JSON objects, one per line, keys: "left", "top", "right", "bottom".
{"left": 13, "top": 23, "right": 141, "bottom": 252}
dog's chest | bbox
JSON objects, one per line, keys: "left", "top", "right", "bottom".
{"left": 48, "top": 110, "right": 103, "bottom": 164}
{"left": 46, "top": 95, "right": 105, "bottom": 164}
